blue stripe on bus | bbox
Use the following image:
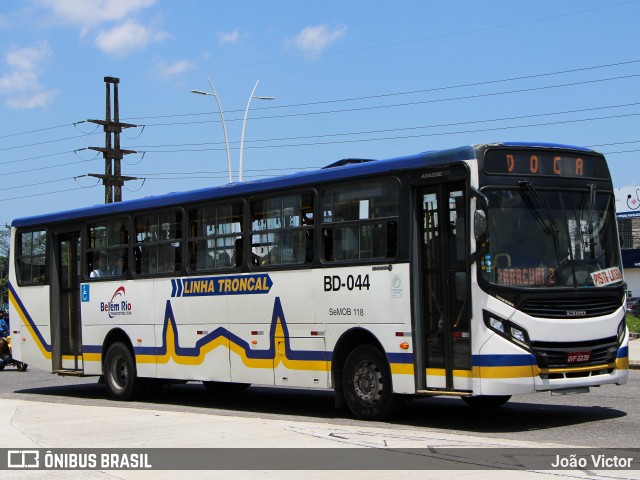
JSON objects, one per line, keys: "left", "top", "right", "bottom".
{"left": 472, "top": 353, "right": 537, "bottom": 367}
{"left": 387, "top": 352, "right": 414, "bottom": 364}
{"left": 618, "top": 346, "right": 628, "bottom": 358}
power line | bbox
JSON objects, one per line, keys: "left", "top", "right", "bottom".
{"left": 4, "top": 158, "right": 101, "bottom": 177}
{"left": 134, "top": 73, "right": 640, "bottom": 129}
{"left": 130, "top": 102, "right": 640, "bottom": 150}
{"left": 0, "top": 132, "right": 101, "bottom": 153}
{"left": 3, "top": 57, "right": 640, "bottom": 144}
{"left": 131, "top": 112, "right": 640, "bottom": 154}
{"left": 4, "top": 102, "right": 639, "bottom": 176}
{"left": 126, "top": 58, "right": 640, "bottom": 121}
{"left": 0, "top": 185, "right": 91, "bottom": 202}
{"left": 1, "top": 177, "right": 79, "bottom": 191}
{"left": 0, "top": 150, "right": 76, "bottom": 167}
{"left": 0, "top": 122, "right": 80, "bottom": 141}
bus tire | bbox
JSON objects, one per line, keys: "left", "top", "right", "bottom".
{"left": 462, "top": 395, "right": 511, "bottom": 408}
{"left": 342, "top": 344, "right": 396, "bottom": 420}
{"left": 104, "top": 342, "right": 145, "bottom": 401}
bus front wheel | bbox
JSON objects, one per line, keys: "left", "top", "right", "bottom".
{"left": 342, "top": 344, "right": 396, "bottom": 420}
{"left": 104, "top": 342, "right": 144, "bottom": 400}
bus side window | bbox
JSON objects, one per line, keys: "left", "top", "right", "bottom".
{"left": 386, "top": 222, "right": 398, "bottom": 257}
{"left": 234, "top": 238, "right": 243, "bottom": 267}
{"left": 322, "top": 228, "right": 334, "bottom": 261}
{"left": 133, "top": 246, "right": 142, "bottom": 274}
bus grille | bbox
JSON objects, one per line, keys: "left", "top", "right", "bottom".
{"left": 531, "top": 337, "right": 619, "bottom": 369}
{"left": 520, "top": 297, "right": 620, "bottom": 318}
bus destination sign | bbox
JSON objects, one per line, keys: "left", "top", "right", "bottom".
{"left": 483, "top": 149, "right": 609, "bottom": 179}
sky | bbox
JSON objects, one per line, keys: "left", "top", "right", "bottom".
{"left": 1, "top": 0, "right": 640, "bottom": 228}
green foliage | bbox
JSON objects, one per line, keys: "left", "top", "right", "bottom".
{"left": 627, "top": 314, "right": 640, "bottom": 335}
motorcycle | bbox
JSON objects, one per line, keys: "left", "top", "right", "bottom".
{"left": 0, "top": 335, "right": 28, "bottom": 371}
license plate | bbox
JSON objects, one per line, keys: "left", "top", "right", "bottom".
{"left": 567, "top": 351, "right": 591, "bottom": 364}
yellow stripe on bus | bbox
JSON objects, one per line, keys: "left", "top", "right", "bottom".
{"left": 472, "top": 365, "right": 535, "bottom": 379}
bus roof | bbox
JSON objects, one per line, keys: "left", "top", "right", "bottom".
{"left": 11, "top": 142, "right": 595, "bottom": 228}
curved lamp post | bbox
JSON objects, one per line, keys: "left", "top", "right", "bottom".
{"left": 239, "top": 80, "right": 275, "bottom": 181}
{"left": 190, "top": 77, "right": 233, "bottom": 183}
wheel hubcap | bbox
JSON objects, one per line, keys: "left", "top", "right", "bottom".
{"left": 110, "top": 355, "right": 127, "bottom": 391}
{"left": 352, "top": 360, "right": 383, "bottom": 405}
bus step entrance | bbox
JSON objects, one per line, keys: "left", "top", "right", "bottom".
{"left": 416, "top": 389, "right": 472, "bottom": 396}
{"left": 54, "top": 369, "right": 84, "bottom": 376}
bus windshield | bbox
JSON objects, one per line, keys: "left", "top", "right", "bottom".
{"left": 481, "top": 186, "right": 622, "bottom": 289}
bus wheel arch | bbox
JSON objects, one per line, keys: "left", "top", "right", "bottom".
{"left": 332, "top": 328, "right": 395, "bottom": 420}
{"left": 102, "top": 329, "right": 145, "bottom": 401}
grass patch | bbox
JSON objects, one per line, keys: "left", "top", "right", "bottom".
{"left": 627, "top": 314, "right": 640, "bottom": 334}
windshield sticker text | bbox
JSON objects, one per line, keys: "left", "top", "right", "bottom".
{"left": 591, "top": 267, "right": 623, "bottom": 287}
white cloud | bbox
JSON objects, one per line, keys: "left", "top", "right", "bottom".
{"left": 0, "top": 41, "right": 58, "bottom": 109}
{"left": 38, "top": 0, "right": 166, "bottom": 57}
{"left": 95, "top": 19, "right": 168, "bottom": 56}
{"left": 7, "top": 90, "right": 58, "bottom": 109}
{"left": 38, "top": 0, "right": 156, "bottom": 34}
{"left": 6, "top": 42, "right": 51, "bottom": 72}
{"left": 286, "top": 24, "right": 347, "bottom": 56}
{"left": 0, "top": 70, "right": 40, "bottom": 93}
{"left": 217, "top": 28, "right": 247, "bottom": 46}
{"left": 157, "top": 59, "right": 194, "bottom": 77}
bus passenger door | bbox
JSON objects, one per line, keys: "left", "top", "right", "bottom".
{"left": 51, "top": 232, "right": 83, "bottom": 372}
{"left": 414, "top": 183, "right": 471, "bottom": 392}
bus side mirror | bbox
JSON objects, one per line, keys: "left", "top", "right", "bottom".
{"left": 474, "top": 210, "right": 488, "bottom": 240}
{"left": 470, "top": 188, "right": 489, "bottom": 262}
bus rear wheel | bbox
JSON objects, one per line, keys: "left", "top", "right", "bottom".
{"left": 104, "top": 342, "right": 145, "bottom": 400}
{"left": 462, "top": 395, "right": 511, "bottom": 408}
{"left": 342, "top": 344, "right": 396, "bottom": 420}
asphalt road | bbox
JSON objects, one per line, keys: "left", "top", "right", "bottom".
{"left": 1, "top": 366, "right": 638, "bottom": 448}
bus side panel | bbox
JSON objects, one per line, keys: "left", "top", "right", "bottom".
{"left": 80, "top": 280, "right": 157, "bottom": 378}
{"left": 274, "top": 335, "right": 329, "bottom": 388}
{"left": 154, "top": 276, "right": 231, "bottom": 382}
{"left": 227, "top": 270, "right": 316, "bottom": 387}
{"left": 316, "top": 264, "right": 416, "bottom": 394}
{"left": 9, "top": 285, "right": 52, "bottom": 372}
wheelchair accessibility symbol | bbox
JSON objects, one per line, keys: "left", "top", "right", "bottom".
{"left": 81, "top": 284, "right": 90, "bottom": 302}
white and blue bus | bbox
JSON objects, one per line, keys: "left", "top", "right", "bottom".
{"left": 8, "top": 142, "right": 629, "bottom": 419}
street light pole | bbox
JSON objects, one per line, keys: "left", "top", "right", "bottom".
{"left": 239, "top": 80, "right": 275, "bottom": 181}
{"left": 191, "top": 77, "right": 233, "bottom": 183}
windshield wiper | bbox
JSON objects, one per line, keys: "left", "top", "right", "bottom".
{"left": 518, "top": 180, "right": 560, "bottom": 235}
{"left": 518, "top": 180, "right": 562, "bottom": 263}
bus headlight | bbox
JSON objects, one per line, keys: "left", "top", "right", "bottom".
{"left": 489, "top": 317, "right": 505, "bottom": 333}
{"left": 483, "top": 310, "right": 531, "bottom": 350}
{"left": 618, "top": 318, "right": 627, "bottom": 345}
{"left": 510, "top": 326, "right": 526, "bottom": 344}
